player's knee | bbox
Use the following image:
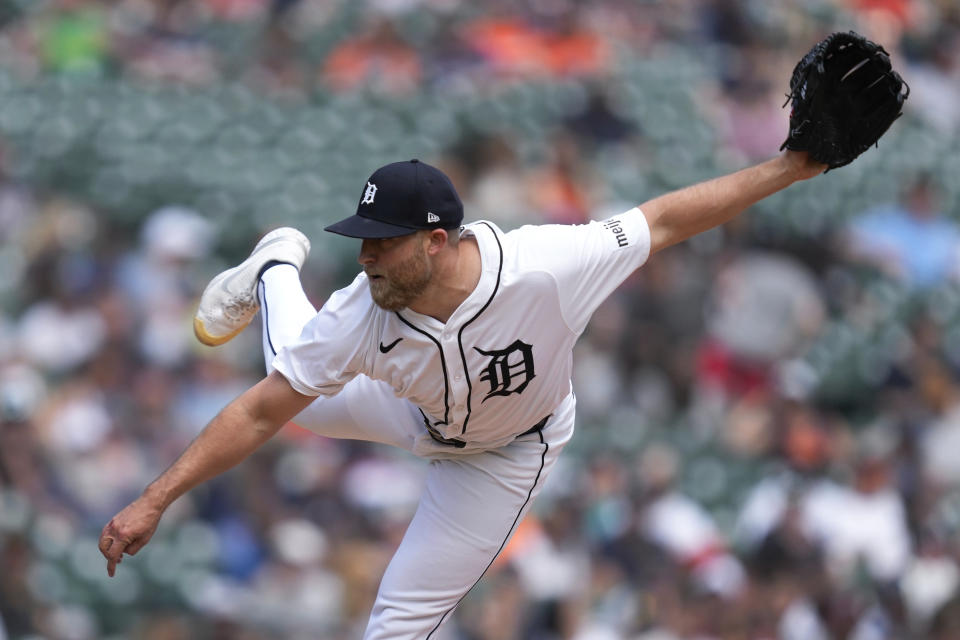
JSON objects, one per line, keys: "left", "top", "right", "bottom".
{"left": 365, "top": 600, "right": 453, "bottom": 640}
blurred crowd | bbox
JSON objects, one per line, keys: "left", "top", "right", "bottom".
{"left": 2, "top": 0, "right": 960, "bottom": 639}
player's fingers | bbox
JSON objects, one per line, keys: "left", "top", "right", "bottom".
{"left": 105, "top": 539, "right": 128, "bottom": 577}
{"left": 98, "top": 523, "right": 119, "bottom": 558}
{"left": 98, "top": 535, "right": 113, "bottom": 556}
{"left": 125, "top": 538, "right": 148, "bottom": 556}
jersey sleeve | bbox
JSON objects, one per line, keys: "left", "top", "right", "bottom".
{"left": 511, "top": 207, "right": 651, "bottom": 335}
{"left": 271, "top": 274, "right": 376, "bottom": 397}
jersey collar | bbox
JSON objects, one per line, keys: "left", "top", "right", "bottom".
{"left": 399, "top": 221, "right": 503, "bottom": 331}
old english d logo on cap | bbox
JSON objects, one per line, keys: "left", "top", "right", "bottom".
{"left": 362, "top": 182, "right": 377, "bottom": 205}
{"left": 324, "top": 159, "right": 464, "bottom": 239}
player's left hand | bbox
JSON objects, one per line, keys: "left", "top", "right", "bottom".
{"left": 98, "top": 495, "right": 164, "bottom": 577}
{"left": 781, "top": 149, "right": 828, "bottom": 182}
{"left": 781, "top": 31, "right": 908, "bottom": 171}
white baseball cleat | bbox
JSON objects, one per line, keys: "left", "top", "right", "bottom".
{"left": 194, "top": 227, "right": 311, "bottom": 346}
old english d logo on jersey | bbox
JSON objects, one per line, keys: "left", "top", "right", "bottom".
{"left": 362, "top": 181, "right": 377, "bottom": 204}
{"left": 474, "top": 339, "right": 535, "bottom": 402}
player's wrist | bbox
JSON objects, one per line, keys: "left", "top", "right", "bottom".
{"left": 779, "top": 150, "right": 827, "bottom": 182}
{"left": 141, "top": 481, "right": 173, "bottom": 511}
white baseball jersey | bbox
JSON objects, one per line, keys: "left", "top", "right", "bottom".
{"left": 272, "top": 208, "right": 651, "bottom": 451}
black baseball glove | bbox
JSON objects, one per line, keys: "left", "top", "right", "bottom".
{"left": 780, "top": 31, "right": 909, "bottom": 171}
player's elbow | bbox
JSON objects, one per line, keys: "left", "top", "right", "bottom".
{"left": 247, "top": 371, "right": 315, "bottom": 436}
{"left": 643, "top": 205, "right": 685, "bottom": 255}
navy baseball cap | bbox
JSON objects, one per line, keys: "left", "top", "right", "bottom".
{"left": 324, "top": 159, "right": 464, "bottom": 238}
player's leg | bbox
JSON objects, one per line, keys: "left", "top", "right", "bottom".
{"left": 257, "top": 263, "right": 317, "bottom": 368}
{"left": 257, "top": 264, "right": 422, "bottom": 450}
{"left": 363, "top": 398, "right": 576, "bottom": 640}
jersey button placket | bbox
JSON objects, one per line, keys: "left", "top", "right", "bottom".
{"left": 443, "top": 335, "right": 468, "bottom": 422}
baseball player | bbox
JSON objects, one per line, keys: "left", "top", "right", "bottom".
{"left": 100, "top": 152, "right": 825, "bottom": 638}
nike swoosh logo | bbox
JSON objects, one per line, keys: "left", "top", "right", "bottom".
{"left": 379, "top": 337, "right": 403, "bottom": 353}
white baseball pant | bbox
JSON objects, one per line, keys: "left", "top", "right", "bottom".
{"left": 257, "top": 265, "right": 573, "bottom": 639}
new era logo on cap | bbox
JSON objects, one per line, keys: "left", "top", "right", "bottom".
{"left": 324, "top": 159, "right": 464, "bottom": 239}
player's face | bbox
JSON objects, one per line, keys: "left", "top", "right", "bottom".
{"left": 359, "top": 233, "right": 432, "bottom": 311}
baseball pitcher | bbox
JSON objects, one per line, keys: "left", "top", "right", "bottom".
{"left": 99, "top": 32, "right": 907, "bottom": 637}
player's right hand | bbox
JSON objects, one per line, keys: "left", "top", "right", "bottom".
{"left": 98, "top": 496, "right": 163, "bottom": 577}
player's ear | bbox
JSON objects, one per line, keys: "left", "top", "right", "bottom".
{"left": 424, "top": 229, "right": 448, "bottom": 255}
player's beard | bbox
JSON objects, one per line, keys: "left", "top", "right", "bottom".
{"left": 368, "top": 243, "right": 432, "bottom": 311}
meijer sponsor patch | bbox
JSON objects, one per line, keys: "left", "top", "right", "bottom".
{"left": 603, "top": 218, "right": 628, "bottom": 248}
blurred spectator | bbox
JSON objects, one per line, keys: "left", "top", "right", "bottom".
{"left": 802, "top": 433, "right": 913, "bottom": 585}
{"left": 740, "top": 422, "right": 913, "bottom": 586}
{"left": 204, "top": 0, "right": 272, "bottom": 23}
{"left": 461, "top": 135, "right": 538, "bottom": 228}
{"left": 17, "top": 199, "right": 106, "bottom": 375}
{"left": 115, "top": 206, "right": 213, "bottom": 367}
{"left": 243, "top": 22, "right": 309, "bottom": 95}
{"left": 637, "top": 443, "right": 747, "bottom": 600}
{"left": 905, "top": 26, "right": 960, "bottom": 134}
{"left": 696, "top": 250, "right": 825, "bottom": 406}
{"left": 526, "top": 132, "right": 596, "bottom": 224}
{"left": 844, "top": 173, "right": 960, "bottom": 289}
{"left": 0, "top": 149, "right": 36, "bottom": 287}
{"left": 922, "top": 395, "right": 960, "bottom": 487}
{"left": 460, "top": 8, "right": 610, "bottom": 79}
{"left": 17, "top": 290, "right": 106, "bottom": 375}
{"left": 31, "top": 0, "right": 111, "bottom": 76}
{"left": 564, "top": 84, "right": 637, "bottom": 147}
{"left": 119, "top": 0, "right": 220, "bottom": 85}
{"left": 847, "top": 0, "right": 917, "bottom": 45}
{"left": 322, "top": 16, "right": 422, "bottom": 94}
{"left": 699, "top": 0, "right": 758, "bottom": 48}
{"left": 709, "top": 44, "right": 791, "bottom": 163}
{"left": 900, "top": 529, "right": 960, "bottom": 633}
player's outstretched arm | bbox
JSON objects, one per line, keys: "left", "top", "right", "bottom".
{"left": 98, "top": 370, "right": 314, "bottom": 576}
{"left": 642, "top": 150, "right": 826, "bottom": 255}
